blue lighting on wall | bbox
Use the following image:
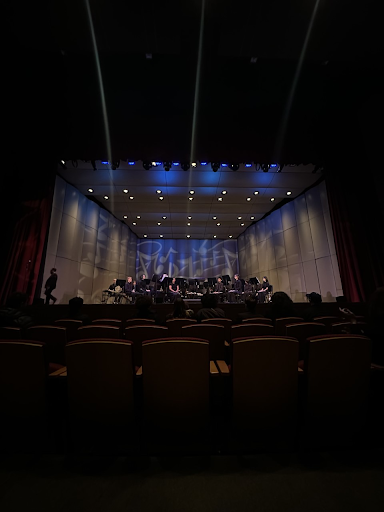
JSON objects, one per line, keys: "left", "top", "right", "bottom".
{"left": 128, "top": 161, "right": 135, "bottom": 165}
{"left": 155, "top": 162, "right": 162, "bottom": 166}
{"left": 221, "top": 163, "right": 228, "bottom": 167}
{"left": 245, "top": 163, "right": 252, "bottom": 168}
{"left": 270, "top": 163, "right": 277, "bottom": 168}
{"left": 173, "top": 162, "right": 179, "bottom": 166}
{"left": 200, "top": 162, "right": 207, "bottom": 166}
{"left": 101, "top": 161, "right": 109, "bottom": 164}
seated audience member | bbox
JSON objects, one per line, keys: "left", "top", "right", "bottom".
{"left": 67, "top": 296, "right": 91, "bottom": 325}
{"left": 166, "top": 297, "right": 195, "bottom": 320}
{"left": 0, "top": 292, "right": 33, "bottom": 329}
{"left": 133, "top": 295, "right": 157, "bottom": 321}
{"left": 303, "top": 292, "right": 323, "bottom": 321}
{"left": 236, "top": 297, "right": 263, "bottom": 323}
{"left": 266, "top": 291, "right": 297, "bottom": 323}
{"left": 196, "top": 293, "right": 225, "bottom": 322}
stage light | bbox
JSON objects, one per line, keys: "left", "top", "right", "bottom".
{"left": 87, "top": 188, "right": 93, "bottom": 193}
{"left": 221, "top": 163, "right": 228, "bottom": 167}
{"left": 136, "top": 215, "right": 141, "bottom": 219}
{"left": 212, "top": 216, "right": 217, "bottom": 220}
{"left": 286, "top": 191, "right": 292, "bottom": 196}
{"left": 186, "top": 235, "right": 191, "bottom": 238}
{"left": 246, "top": 197, "right": 251, "bottom": 201}
{"left": 240, "top": 223, "right": 245, "bottom": 226}
{"left": 238, "top": 216, "right": 242, "bottom": 220}
{"left": 157, "top": 222, "right": 161, "bottom": 226}
{"left": 250, "top": 216, "right": 255, "bottom": 220}
{"left": 163, "top": 161, "right": 172, "bottom": 171}
{"left": 211, "top": 162, "right": 220, "bottom": 172}
{"left": 221, "top": 190, "right": 227, "bottom": 195}
{"left": 261, "top": 164, "right": 269, "bottom": 172}
{"left": 229, "top": 163, "right": 239, "bottom": 171}
{"left": 187, "top": 216, "right": 192, "bottom": 220}
{"left": 228, "top": 235, "right": 233, "bottom": 238}
{"left": 101, "top": 161, "right": 109, "bottom": 165}
{"left": 132, "top": 222, "right": 137, "bottom": 226}
{"left": 59, "top": 160, "right": 66, "bottom": 169}
{"left": 123, "top": 189, "right": 129, "bottom": 193}
{"left": 143, "top": 162, "right": 153, "bottom": 170}
{"left": 217, "top": 197, "right": 223, "bottom": 201}
{"left": 213, "top": 235, "right": 217, "bottom": 239}
{"left": 159, "top": 196, "right": 164, "bottom": 200}
{"left": 159, "top": 234, "right": 163, "bottom": 238}
{"left": 181, "top": 162, "right": 190, "bottom": 171}
{"left": 245, "top": 163, "right": 252, "bottom": 168}
{"left": 156, "top": 190, "right": 162, "bottom": 194}
{"left": 254, "top": 191, "right": 259, "bottom": 195}
{"left": 191, "top": 162, "right": 197, "bottom": 168}
{"left": 128, "top": 161, "right": 135, "bottom": 165}
{"left": 129, "top": 196, "right": 134, "bottom": 200}
{"left": 187, "top": 222, "right": 191, "bottom": 226}
{"left": 271, "top": 197, "right": 275, "bottom": 202}
{"left": 104, "top": 195, "right": 109, "bottom": 200}
{"left": 200, "top": 161, "right": 207, "bottom": 166}
{"left": 143, "top": 234, "right": 148, "bottom": 238}
{"left": 216, "top": 222, "right": 221, "bottom": 226}
{"left": 188, "top": 197, "right": 194, "bottom": 201}
{"left": 270, "top": 163, "right": 277, "bottom": 168}
{"left": 162, "top": 216, "right": 167, "bottom": 219}
{"left": 91, "top": 160, "right": 97, "bottom": 171}
{"left": 123, "top": 215, "right": 128, "bottom": 219}
{"left": 173, "top": 162, "right": 179, "bottom": 166}
{"left": 189, "top": 190, "right": 195, "bottom": 194}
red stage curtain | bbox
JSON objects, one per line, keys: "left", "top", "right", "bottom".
{"left": 0, "top": 194, "right": 53, "bottom": 305}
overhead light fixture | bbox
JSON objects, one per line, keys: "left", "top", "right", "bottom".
{"left": 87, "top": 188, "right": 94, "bottom": 193}
{"left": 250, "top": 216, "right": 255, "bottom": 220}
{"left": 188, "top": 197, "right": 194, "bottom": 201}
{"left": 186, "top": 235, "right": 191, "bottom": 238}
{"left": 286, "top": 191, "right": 292, "bottom": 196}
{"left": 143, "top": 234, "right": 148, "bottom": 238}
{"left": 187, "top": 222, "right": 191, "bottom": 226}
{"left": 200, "top": 161, "right": 208, "bottom": 166}
{"left": 246, "top": 197, "right": 251, "bottom": 201}
{"left": 218, "top": 197, "right": 223, "bottom": 201}
{"left": 221, "top": 190, "right": 227, "bottom": 195}
{"left": 136, "top": 215, "right": 141, "bottom": 219}
{"left": 229, "top": 163, "right": 239, "bottom": 171}
{"left": 128, "top": 161, "right": 135, "bottom": 165}
{"left": 132, "top": 222, "right": 137, "bottom": 226}
{"left": 123, "top": 215, "right": 128, "bottom": 219}
{"left": 129, "top": 196, "right": 134, "bottom": 200}
{"left": 123, "top": 189, "right": 129, "bottom": 193}
{"left": 163, "top": 161, "right": 172, "bottom": 171}
{"left": 254, "top": 191, "right": 259, "bottom": 195}
{"left": 59, "top": 160, "right": 66, "bottom": 169}
{"left": 212, "top": 216, "right": 217, "bottom": 220}
{"left": 91, "top": 160, "right": 97, "bottom": 171}
{"left": 191, "top": 162, "right": 197, "bottom": 168}
{"left": 143, "top": 162, "right": 153, "bottom": 170}
{"left": 189, "top": 190, "right": 195, "bottom": 194}
{"left": 221, "top": 163, "right": 228, "bottom": 167}
{"left": 240, "top": 223, "right": 245, "bottom": 226}
{"left": 157, "top": 222, "right": 161, "bottom": 226}
{"left": 211, "top": 162, "right": 220, "bottom": 172}
{"left": 156, "top": 189, "right": 162, "bottom": 194}
{"left": 162, "top": 216, "right": 167, "bottom": 219}
{"left": 159, "top": 234, "right": 163, "bottom": 238}
{"left": 228, "top": 235, "right": 233, "bottom": 238}
{"left": 187, "top": 216, "right": 192, "bottom": 220}
{"left": 181, "top": 162, "right": 190, "bottom": 171}
{"left": 159, "top": 196, "right": 164, "bottom": 200}
{"left": 245, "top": 163, "right": 252, "bottom": 168}
{"left": 216, "top": 222, "right": 221, "bottom": 226}
{"left": 213, "top": 235, "right": 217, "bottom": 239}
{"left": 104, "top": 195, "right": 109, "bottom": 200}
{"left": 237, "top": 216, "right": 242, "bottom": 220}
{"left": 271, "top": 197, "right": 275, "bottom": 202}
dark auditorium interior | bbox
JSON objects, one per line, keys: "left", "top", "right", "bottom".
{"left": 1, "top": 2, "right": 384, "bottom": 511}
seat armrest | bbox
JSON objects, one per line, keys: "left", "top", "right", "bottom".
{"left": 224, "top": 340, "right": 230, "bottom": 347}
{"left": 136, "top": 366, "right": 143, "bottom": 376}
{"left": 298, "top": 367, "right": 304, "bottom": 373}
{"left": 49, "top": 366, "right": 67, "bottom": 377}
{"left": 216, "top": 360, "right": 230, "bottom": 375}
{"left": 371, "top": 363, "right": 384, "bottom": 370}
{"left": 210, "top": 361, "right": 219, "bottom": 375}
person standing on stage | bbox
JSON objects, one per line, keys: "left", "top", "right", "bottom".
{"left": 44, "top": 268, "right": 58, "bottom": 305}
{"left": 168, "top": 277, "right": 180, "bottom": 302}
{"left": 258, "top": 276, "right": 271, "bottom": 303}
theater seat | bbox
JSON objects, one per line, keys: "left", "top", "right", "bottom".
{"left": 313, "top": 316, "right": 339, "bottom": 333}
{"left": 202, "top": 318, "right": 232, "bottom": 346}
{"left": 75, "top": 325, "right": 121, "bottom": 340}
{"left": 285, "top": 322, "right": 327, "bottom": 361}
{"left": 54, "top": 319, "right": 82, "bottom": 341}
{"left": 125, "top": 318, "right": 156, "bottom": 327}
{"left": 92, "top": 319, "right": 122, "bottom": 328}
{"left": 0, "top": 327, "right": 22, "bottom": 340}
{"left": 166, "top": 318, "right": 197, "bottom": 337}
{"left": 27, "top": 325, "right": 67, "bottom": 365}
{"left": 242, "top": 318, "right": 273, "bottom": 325}
{"left": 232, "top": 323, "right": 274, "bottom": 339}
{"left": 125, "top": 325, "right": 168, "bottom": 367}
{"left": 182, "top": 324, "right": 226, "bottom": 360}
{"left": 275, "top": 317, "right": 304, "bottom": 336}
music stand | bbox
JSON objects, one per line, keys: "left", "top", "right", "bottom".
{"left": 249, "top": 277, "right": 260, "bottom": 285}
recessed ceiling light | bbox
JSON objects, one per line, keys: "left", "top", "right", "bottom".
{"left": 186, "top": 234, "right": 191, "bottom": 238}
{"left": 123, "top": 215, "right": 128, "bottom": 219}
{"left": 159, "top": 234, "right": 163, "bottom": 238}
{"left": 187, "top": 222, "right": 191, "bottom": 226}
{"left": 218, "top": 197, "right": 223, "bottom": 201}
{"left": 216, "top": 222, "right": 221, "bottom": 226}
{"left": 286, "top": 191, "right": 292, "bottom": 196}
{"left": 104, "top": 195, "right": 109, "bottom": 200}
{"left": 156, "top": 190, "right": 162, "bottom": 194}
{"left": 188, "top": 197, "right": 194, "bottom": 201}
{"left": 240, "top": 223, "right": 245, "bottom": 226}
{"left": 229, "top": 235, "right": 233, "bottom": 238}
{"left": 162, "top": 216, "right": 167, "bottom": 219}
{"left": 157, "top": 222, "right": 161, "bottom": 226}
{"left": 221, "top": 190, "right": 227, "bottom": 195}
{"left": 187, "top": 216, "right": 192, "bottom": 220}
{"left": 159, "top": 196, "right": 164, "bottom": 200}
{"left": 212, "top": 216, "right": 217, "bottom": 220}
{"left": 123, "top": 189, "right": 129, "bottom": 193}
{"left": 151, "top": 161, "right": 157, "bottom": 166}
{"left": 254, "top": 191, "right": 259, "bottom": 195}
{"left": 250, "top": 216, "right": 255, "bottom": 220}
{"left": 191, "top": 162, "right": 197, "bottom": 168}
{"left": 246, "top": 197, "right": 251, "bottom": 201}
{"left": 271, "top": 197, "right": 275, "bottom": 202}
{"left": 129, "top": 196, "right": 134, "bottom": 200}
{"left": 143, "top": 234, "right": 147, "bottom": 238}
{"left": 88, "top": 188, "right": 94, "bottom": 193}
{"left": 136, "top": 215, "right": 141, "bottom": 219}
{"left": 189, "top": 190, "right": 195, "bottom": 194}
{"left": 132, "top": 222, "right": 137, "bottom": 225}
{"left": 213, "top": 235, "right": 217, "bottom": 239}
{"left": 237, "top": 216, "right": 242, "bottom": 220}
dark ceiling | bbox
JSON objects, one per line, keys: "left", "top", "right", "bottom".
{"left": 4, "top": 0, "right": 383, "bottom": 164}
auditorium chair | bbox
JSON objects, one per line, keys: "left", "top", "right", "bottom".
{"left": 202, "top": 318, "right": 232, "bottom": 346}
{"left": 182, "top": 324, "right": 226, "bottom": 360}
{"left": 230, "top": 336, "right": 299, "bottom": 451}
{"left": 0, "top": 327, "right": 22, "bottom": 340}
{"left": 141, "top": 337, "right": 210, "bottom": 453}
{"left": 125, "top": 318, "right": 156, "bottom": 327}
{"left": 242, "top": 317, "right": 273, "bottom": 325}
{"left": 75, "top": 325, "right": 121, "bottom": 340}
{"left": 331, "top": 322, "right": 367, "bottom": 335}
{"left": 302, "top": 334, "right": 371, "bottom": 447}
{"left": 54, "top": 319, "right": 82, "bottom": 341}
{"left": 124, "top": 325, "right": 168, "bottom": 367}
{"left": 165, "top": 318, "right": 197, "bottom": 337}
{"left": 313, "top": 316, "right": 339, "bottom": 333}
{"left": 232, "top": 323, "right": 274, "bottom": 339}
{"left": 65, "top": 338, "right": 136, "bottom": 451}
{"left": 285, "top": 322, "right": 327, "bottom": 361}
{"left": 92, "top": 318, "right": 123, "bottom": 328}
{"left": 27, "top": 325, "right": 67, "bottom": 369}
{"left": 274, "top": 317, "right": 304, "bottom": 336}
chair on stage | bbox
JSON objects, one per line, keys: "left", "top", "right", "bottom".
{"left": 285, "top": 322, "right": 327, "bottom": 361}
{"left": 242, "top": 317, "right": 273, "bottom": 325}
{"left": 182, "top": 324, "right": 226, "bottom": 361}
{"left": 54, "top": 319, "right": 82, "bottom": 341}
{"left": 0, "top": 327, "right": 22, "bottom": 340}
{"left": 124, "top": 325, "right": 168, "bottom": 367}
{"left": 141, "top": 337, "right": 210, "bottom": 453}
{"left": 232, "top": 323, "right": 274, "bottom": 339}
{"left": 65, "top": 338, "right": 136, "bottom": 452}
{"left": 75, "top": 325, "right": 121, "bottom": 340}
{"left": 165, "top": 318, "right": 197, "bottom": 337}
{"left": 274, "top": 317, "right": 304, "bottom": 336}
{"left": 313, "top": 316, "right": 339, "bottom": 334}
{"left": 26, "top": 325, "right": 67, "bottom": 369}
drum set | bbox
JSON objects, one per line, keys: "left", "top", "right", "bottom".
{"left": 102, "top": 286, "right": 132, "bottom": 304}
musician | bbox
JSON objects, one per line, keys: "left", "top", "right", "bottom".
{"left": 213, "top": 276, "right": 226, "bottom": 302}
{"left": 244, "top": 279, "right": 253, "bottom": 298}
{"left": 228, "top": 273, "right": 242, "bottom": 302}
{"left": 108, "top": 279, "right": 117, "bottom": 291}
{"left": 124, "top": 276, "right": 136, "bottom": 301}
{"left": 168, "top": 277, "right": 180, "bottom": 302}
{"left": 258, "top": 276, "right": 272, "bottom": 303}
{"left": 136, "top": 274, "right": 150, "bottom": 295}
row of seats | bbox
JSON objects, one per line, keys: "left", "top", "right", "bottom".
{"left": 0, "top": 334, "right": 375, "bottom": 453}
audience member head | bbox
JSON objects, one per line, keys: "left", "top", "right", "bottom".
{"left": 172, "top": 297, "right": 188, "bottom": 317}
{"left": 6, "top": 292, "right": 28, "bottom": 309}
{"left": 68, "top": 296, "right": 84, "bottom": 315}
{"left": 135, "top": 295, "right": 152, "bottom": 312}
{"left": 201, "top": 293, "right": 219, "bottom": 309}
{"left": 245, "top": 296, "right": 257, "bottom": 313}
{"left": 306, "top": 292, "right": 322, "bottom": 305}
{"left": 270, "top": 291, "right": 295, "bottom": 318}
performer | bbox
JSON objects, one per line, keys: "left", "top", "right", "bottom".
{"left": 136, "top": 274, "right": 150, "bottom": 295}
{"left": 168, "top": 277, "right": 180, "bottom": 302}
{"left": 108, "top": 278, "right": 117, "bottom": 291}
{"left": 44, "top": 268, "right": 58, "bottom": 305}
{"left": 213, "top": 276, "right": 226, "bottom": 302}
{"left": 258, "top": 276, "right": 272, "bottom": 303}
{"left": 124, "top": 276, "right": 136, "bottom": 302}
{"left": 228, "top": 273, "right": 242, "bottom": 303}
{"left": 244, "top": 279, "right": 253, "bottom": 299}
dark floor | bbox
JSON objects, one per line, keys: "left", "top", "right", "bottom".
{"left": 1, "top": 449, "right": 384, "bottom": 512}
